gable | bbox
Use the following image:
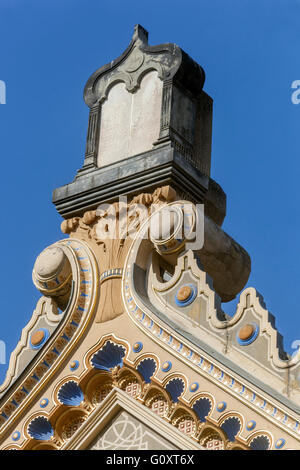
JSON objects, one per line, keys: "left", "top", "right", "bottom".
{"left": 88, "top": 409, "right": 177, "bottom": 450}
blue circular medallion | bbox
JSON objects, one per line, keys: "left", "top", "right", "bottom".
{"left": 175, "top": 284, "right": 197, "bottom": 307}
{"left": 12, "top": 431, "right": 20, "bottom": 441}
{"left": 189, "top": 382, "right": 199, "bottom": 393}
{"left": 29, "top": 328, "right": 50, "bottom": 350}
{"left": 40, "top": 398, "right": 49, "bottom": 408}
{"left": 216, "top": 401, "right": 227, "bottom": 412}
{"left": 275, "top": 438, "right": 285, "bottom": 449}
{"left": 236, "top": 323, "right": 259, "bottom": 346}
{"left": 246, "top": 420, "right": 256, "bottom": 431}
{"left": 70, "top": 360, "right": 79, "bottom": 371}
{"left": 132, "top": 342, "right": 143, "bottom": 353}
{"left": 161, "top": 361, "right": 172, "bottom": 372}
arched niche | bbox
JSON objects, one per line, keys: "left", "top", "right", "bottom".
{"left": 118, "top": 368, "right": 143, "bottom": 399}
{"left": 98, "top": 70, "right": 163, "bottom": 167}
{"left": 84, "top": 373, "right": 113, "bottom": 407}
{"left": 54, "top": 408, "right": 88, "bottom": 442}
{"left": 143, "top": 385, "right": 171, "bottom": 419}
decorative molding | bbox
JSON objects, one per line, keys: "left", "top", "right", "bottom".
{"left": 0, "top": 296, "right": 61, "bottom": 395}
{"left": 60, "top": 186, "right": 176, "bottom": 323}
{"left": 79, "top": 103, "right": 101, "bottom": 173}
{"left": 83, "top": 25, "right": 204, "bottom": 109}
{"left": 121, "top": 209, "right": 300, "bottom": 441}
{"left": 151, "top": 250, "right": 293, "bottom": 371}
{"left": 0, "top": 238, "right": 99, "bottom": 436}
{"left": 63, "top": 388, "right": 204, "bottom": 450}
{"left": 1, "top": 333, "right": 292, "bottom": 450}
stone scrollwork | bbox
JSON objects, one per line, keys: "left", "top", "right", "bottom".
{"left": 33, "top": 245, "right": 72, "bottom": 310}
{"left": 60, "top": 185, "right": 250, "bottom": 321}
{"left": 61, "top": 185, "right": 176, "bottom": 323}
{"left": 130, "top": 196, "right": 251, "bottom": 302}
{"left": 0, "top": 238, "right": 99, "bottom": 429}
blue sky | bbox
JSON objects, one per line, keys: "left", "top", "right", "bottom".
{"left": 0, "top": 0, "right": 299, "bottom": 384}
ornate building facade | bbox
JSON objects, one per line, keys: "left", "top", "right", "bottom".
{"left": 0, "top": 25, "right": 299, "bottom": 451}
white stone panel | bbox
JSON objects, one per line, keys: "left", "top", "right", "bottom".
{"left": 129, "top": 71, "right": 163, "bottom": 157}
{"left": 98, "top": 82, "right": 131, "bottom": 167}
{"left": 97, "top": 71, "right": 163, "bottom": 167}
{"left": 88, "top": 410, "right": 177, "bottom": 450}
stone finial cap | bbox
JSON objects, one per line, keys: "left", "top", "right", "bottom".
{"left": 32, "top": 245, "right": 72, "bottom": 299}
{"left": 34, "top": 247, "right": 65, "bottom": 279}
{"left": 83, "top": 24, "right": 205, "bottom": 108}
{"left": 132, "top": 24, "right": 148, "bottom": 45}
{"left": 53, "top": 26, "right": 222, "bottom": 232}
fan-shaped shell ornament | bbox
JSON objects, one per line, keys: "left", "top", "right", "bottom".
{"left": 220, "top": 417, "right": 241, "bottom": 442}
{"left": 250, "top": 435, "right": 270, "bottom": 450}
{"left": 27, "top": 416, "right": 54, "bottom": 441}
{"left": 136, "top": 358, "right": 157, "bottom": 383}
{"left": 91, "top": 341, "right": 126, "bottom": 371}
{"left": 192, "top": 397, "right": 212, "bottom": 422}
{"left": 57, "top": 381, "right": 84, "bottom": 406}
{"left": 165, "top": 378, "right": 184, "bottom": 402}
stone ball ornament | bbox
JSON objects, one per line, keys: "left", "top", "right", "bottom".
{"left": 149, "top": 202, "right": 196, "bottom": 255}
{"left": 238, "top": 324, "right": 254, "bottom": 341}
{"left": 148, "top": 200, "right": 251, "bottom": 303}
{"left": 30, "top": 329, "right": 46, "bottom": 346}
{"left": 32, "top": 245, "right": 72, "bottom": 310}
